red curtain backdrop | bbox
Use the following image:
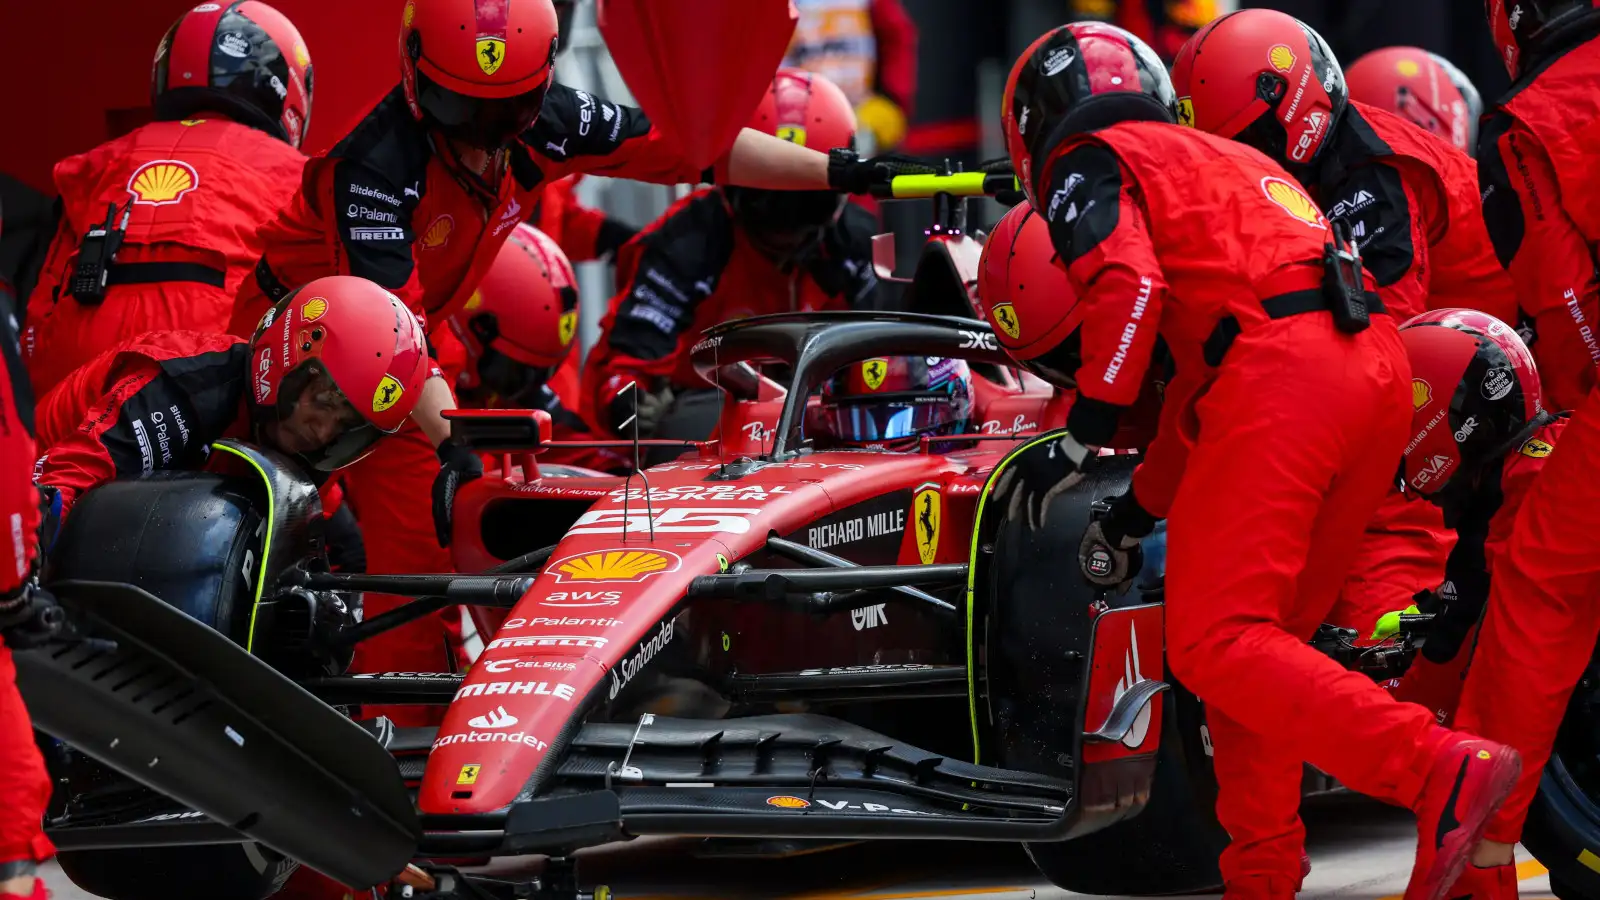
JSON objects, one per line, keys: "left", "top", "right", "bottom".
{"left": 0, "top": 0, "right": 406, "bottom": 193}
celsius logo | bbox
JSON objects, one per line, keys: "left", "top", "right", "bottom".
{"left": 608, "top": 618, "right": 675, "bottom": 700}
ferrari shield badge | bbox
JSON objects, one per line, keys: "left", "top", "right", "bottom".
{"left": 456, "top": 764, "right": 480, "bottom": 785}
{"left": 913, "top": 483, "right": 941, "bottom": 565}
{"left": 861, "top": 358, "right": 889, "bottom": 391}
{"left": 991, "top": 303, "right": 1022, "bottom": 341}
{"left": 558, "top": 310, "right": 578, "bottom": 347}
{"left": 1176, "top": 96, "right": 1195, "bottom": 128}
{"left": 477, "top": 38, "right": 506, "bottom": 75}
{"left": 1520, "top": 437, "right": 1553, "bottom": 458}
{"left": 372, "top": 374, "right": 405, "bottom": 414}
{"left": 776, "top": 124, "right": 808, "bottom": 146}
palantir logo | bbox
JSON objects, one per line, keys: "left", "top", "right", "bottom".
{"left": 468, "top": 706, "right": 518, "bottom": 730}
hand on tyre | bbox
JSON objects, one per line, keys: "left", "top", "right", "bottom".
{"left": 0, "top": 582, "right": 65, "bottom": 650}
{"left": 992, "top": 432, "right": 1090, "bottom": 531}
{"left": 431, "top": 439, "right": 484, "bottom": 549}
{"left": 1079, "top": 489, "right": 1159, "bottom": 591}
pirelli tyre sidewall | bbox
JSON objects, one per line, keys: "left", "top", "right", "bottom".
{"left": 1520, "top": 639, "right": 1600, "bottom": 897}
{"left": 969, "top": 438, "right": 1226, "bottom": 894}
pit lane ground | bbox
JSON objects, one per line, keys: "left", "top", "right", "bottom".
{"left": 39, "top": 794, "right": 1558, "bottom": 899}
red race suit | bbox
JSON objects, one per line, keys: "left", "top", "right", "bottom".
{"left": 533, "top": 175, "right": 635, "bottom": 263}
{"left": 1454, "top": 25, "right": 1600, "bottom": 844}
{"left": 581, "top": 188, "right": 878, "bottom": 434}
{"left": 32, "top": 333, "right": 250, "bottom": 512}
{"left": 226, "top": 84, "right": 706, "bottom": 716}
{"left": 1034, "top": 120, "right": 1450, "bottom": 887}
{"left": 24, "top": 118, "right": 303, "bottom": 397}
{"left": 1314, "top": 102, "right": 1517, "bottom": 643}
{"left": 1389, "top": 417, "right": 1566, "bottom": 726}
{"left": 0, "top": 283, "right": 54, "bottom": 868}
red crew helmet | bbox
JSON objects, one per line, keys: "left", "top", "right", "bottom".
{"left": 153, "top": 0, "right": 314, "bottom": 147}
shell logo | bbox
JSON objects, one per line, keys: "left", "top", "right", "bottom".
{"left": 372, "top": 374, "right": 405, "bottom": 414}
{"left": 301, "top": 297, "right": 328, "bottom": 323}
{"left": 558, "top": 310, "right": 578, "bottom": 347}
{"left": 1396, "top": 58, "right": 1421, "bottom": 77}
{"left": 127, "top": 160, "right": 200, "bottom": 206}
{"left": 421, "top": 214, "right": 454, "bottom": 250}
{"left": 1259, "top": 176, "right": 1326, "bottom": 230}
{"left": 1412, "top": 378, "right": 1432, "bottom": 410}
{"left": 1268, "top": 44, "right": 1297, "bottom": 73}
{"left": 776, "top": 125, "right": 808, "bottom": 147}
{"left": 550, "top": 549, "right": 682, "bottom": 584}
{"left": 991, "top": 303, "right": 1021, "bottom": 341}
{"left": 766, "top": 795, "right": 810, "bottom": 809}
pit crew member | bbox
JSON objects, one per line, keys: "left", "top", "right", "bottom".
{"left": 25, "top": 0, "right": 311, "bottom": 396}
{"left": 992, "top": 21, "right": 1520, "bottom": 900}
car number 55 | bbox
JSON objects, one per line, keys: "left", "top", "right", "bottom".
{"left": 567, "top": 507, "right": 761, "bottom": 535}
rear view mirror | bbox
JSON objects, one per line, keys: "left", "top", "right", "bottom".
{"left": 444, "top": 409, "right": 550, "bottom": 452}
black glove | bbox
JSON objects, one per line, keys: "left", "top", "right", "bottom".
{"left": 0, "top": 582, "right": 65, "bottom": 650}
{"left": 595, "top": 218, "right": 638, "bottom": 260}
{"left": 826, "top": 149, "right": 939, "bottom": 196}
{"left": 991, "top": 432, "right": 1091, "bottom": 531}
{"left": 431, "top": 439, "right": 484, "bottom": 549}
{"left": 607, "top": 384, "right": 676, "bottom": 438}
{"left": 1079, "top": 490, "right": 1159, "bottom": 592}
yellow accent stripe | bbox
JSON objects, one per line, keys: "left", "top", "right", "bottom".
{"left": 209, "top": 442, "right": 274, "bottom": 654}
{"left": 1580, "top": 848, "right": 1600, "bottom": 874}
{"left": 965, "top": 432, "right": 1066, "bottom": 763}
{"left": 889, "top": 172, "right": 989, "bottom": 199}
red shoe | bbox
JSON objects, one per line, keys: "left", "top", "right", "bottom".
{"left": 0, "top": 877, "right": 47, "bottom": 900}
{"left": 1223, "top": 875, "right": 1297, "bottom": 900}
{"left": 1442, "top": 863, "right": 1519, "bottom": 900}
{"left": 1406, "top": 738, "right": 1523, "bottom": 900}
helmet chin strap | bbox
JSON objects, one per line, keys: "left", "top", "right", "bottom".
{"left": 429, "top": 133, "right": 503, "bottom": 205}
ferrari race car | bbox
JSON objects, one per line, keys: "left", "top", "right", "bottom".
{"left": 20, "top": 172, "right": 1600, "bottom": 900}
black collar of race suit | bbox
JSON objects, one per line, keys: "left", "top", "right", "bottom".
{"left": 1305, "top": 103, "right": 1388, "bottom": 198}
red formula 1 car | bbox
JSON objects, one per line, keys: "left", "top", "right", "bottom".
{"left": 22, "top": 171, "right": 1600, "bottom": 900}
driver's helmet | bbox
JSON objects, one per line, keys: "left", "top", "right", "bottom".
{"left": 399, "top": 0, "right": 559, "bottom": 150}
{"left": 249, "top": 275, "right": 430, "bottom": 473}
{"left": 724, "top": 69, "right": 856, "bottom": 264}
{"left": 1345, "top": 47, "right": 1481, "bottom": 154}
{"left": 446, "top": 223, "right": 578, "bottom": 407}
{"left": 1398, "top": 308, "right": 1543, "bottom": 500}
{"left": 152, "top": 1, "right": 314, "bottom": 148}
{"left": 808, "top": 356, "right": 973, "bottom": 451}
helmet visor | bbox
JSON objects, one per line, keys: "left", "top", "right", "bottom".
{"left": 417, "top": 71, "right": 549, "bottom": 149}
{"left": 270, "top": 364, "right": 386, "bottom": 472}
{"left": 807, "top": 393, "right": 959, "bottom": 446}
